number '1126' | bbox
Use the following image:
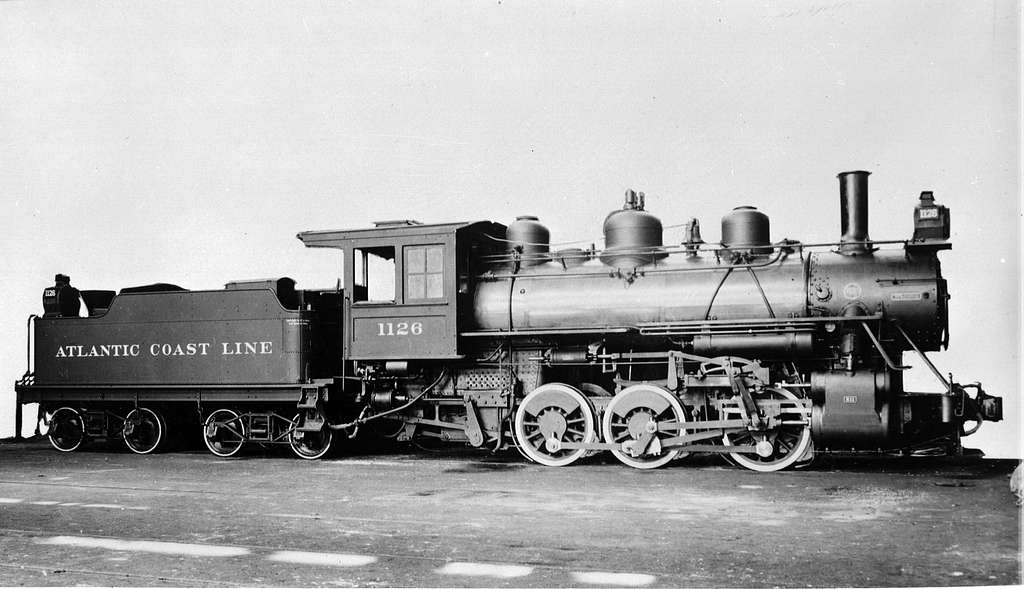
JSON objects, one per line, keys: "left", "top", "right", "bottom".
{"left": 377, "top": 322, "right": 424, "bottom": 336}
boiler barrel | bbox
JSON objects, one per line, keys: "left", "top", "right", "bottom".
{"left": 471, "top": 256, "right": 808, "bottom": 330}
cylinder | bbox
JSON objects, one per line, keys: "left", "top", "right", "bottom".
{"left": 721, "top": 206, "right": 771, "bottom": 254}
{"left": 370, "top": 390, "right": 408, "bottom": 410}
{"left": 547, "top": 349, "right": 589, "bottom": 364}
{"left": 507, "top": 215, "right": 550, "bottom": 267}
{"left": 810, "top": 369, "right": 894, "bottom": 448}
{"left": 838, "top": 171, "right": 871, "bottom": 255}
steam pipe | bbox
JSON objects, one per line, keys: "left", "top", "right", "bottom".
{"left": 838, "top": 170, "right": 871, "bottom": 255}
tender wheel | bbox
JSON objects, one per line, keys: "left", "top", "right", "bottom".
{"left": 47, "top": 407, "right": 85, "bottom": 452}
{"left": 722, "top": 388, "right": 812, "bottom": 472}
{"left": 514, "top": 383, "right": 596, "bottom": 467}
{"left": 123, "top": 408, "right": 165, "bottom": 454}
{"left": 203, "top": 409, "right": 246, "bottom": 457}
{"left": 289, "top": 413, "right": 333, "bottom": 460}
{"left": 602, "top": 384, "right": 688, "bottom": 469}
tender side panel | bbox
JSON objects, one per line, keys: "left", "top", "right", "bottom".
{"left": 33, "top": 289, "right": 308, "bottom": 386}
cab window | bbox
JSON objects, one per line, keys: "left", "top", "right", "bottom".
{"left": 353, "top": 247, "right": 395, "bottom": 303}
{"left": 405, "top": 245, "right": 444, "bottom": 301}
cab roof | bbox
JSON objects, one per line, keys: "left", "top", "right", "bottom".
{"left": 297, "top": 220, "right": 506, "bottom": 249}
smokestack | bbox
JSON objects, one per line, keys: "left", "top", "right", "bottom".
{"left": 838, "top": 170, "right": 871, "bottom": 255}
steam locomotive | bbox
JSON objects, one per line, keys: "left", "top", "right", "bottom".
{"left": 14, "top": 170, "right": 1002, "bottom": 471}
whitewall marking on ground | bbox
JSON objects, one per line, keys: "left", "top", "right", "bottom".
{"left": 265, "top": 512, "right": 322, "bottom": 519}
{"left": 37, "top": 536, "right": 250, "bottom": 557}
{"left": 436, "top": 562, "right": 534, "bottom": 578}
{"left": 81, "top": 503, "right": 149, "bottom": 510}
{"left": 267, "top": 550, "right": 377, "bottom": 567}
{"left": 572, "top": 571, "right": 657, "bottom": 586}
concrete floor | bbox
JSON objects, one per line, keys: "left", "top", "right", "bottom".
{"left": 0, "top": 438, "right": 1019, "bottom": 587}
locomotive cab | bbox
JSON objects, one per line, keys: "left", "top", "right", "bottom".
{"left": 298, "top": 221, "right": 506, "bottom": 361}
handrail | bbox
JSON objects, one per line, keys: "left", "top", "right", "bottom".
{"left": 892, "top": 322, "right": 951, "bottom": 390}
{"left": 479, "top": 249, "right": 786, "bottom": 280}
{"left": 478, "top": 238, "right": 911, "bottom": 264}
{"left": 638, "top": 314, "right": 884, "bottom": 328}
{"left": 859, "top": 322, "right": 911, "bottom": 371}
{"left": 22, "top": 315, "right": 37, "bottom": 380}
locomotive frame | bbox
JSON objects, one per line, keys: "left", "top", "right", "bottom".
{"left": 14, "top": 170, "right": 1002, "bottom": 471}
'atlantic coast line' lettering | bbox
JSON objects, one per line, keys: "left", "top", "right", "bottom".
{"left": 55, "top": 341, "right": 274, "bottom": 358}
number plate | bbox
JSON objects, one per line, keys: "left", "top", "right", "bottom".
{"left": 352, "top": 315, "right": 450, "bottom": 358}
{"left": 890, "top": 292, "right": 924, "bottom": 301}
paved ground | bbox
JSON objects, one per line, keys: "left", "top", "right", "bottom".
{"left": 0, "top": 438, "right": 1019, "bottom": 587}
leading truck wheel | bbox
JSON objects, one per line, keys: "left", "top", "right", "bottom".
{"left": 48, "top": 407, "right": 85, "bottom": 452}
{"left": 722, "top": 388, "right": 812, "bottom": 472}
{"left": 513, "top": 383, "right": 596, "bottom": 467}
{"left": 289, "top": 413, "right": 333, "bottom": 460}
{"left": 203, "top": 409, "right": 246, "bottom": 457}
{"left": 123, "top": 408, "right": 166, "bottom": 454}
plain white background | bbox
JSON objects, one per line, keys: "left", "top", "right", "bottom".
{"left": 1, "top": 1, "right": 1019, "bottom": 457}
